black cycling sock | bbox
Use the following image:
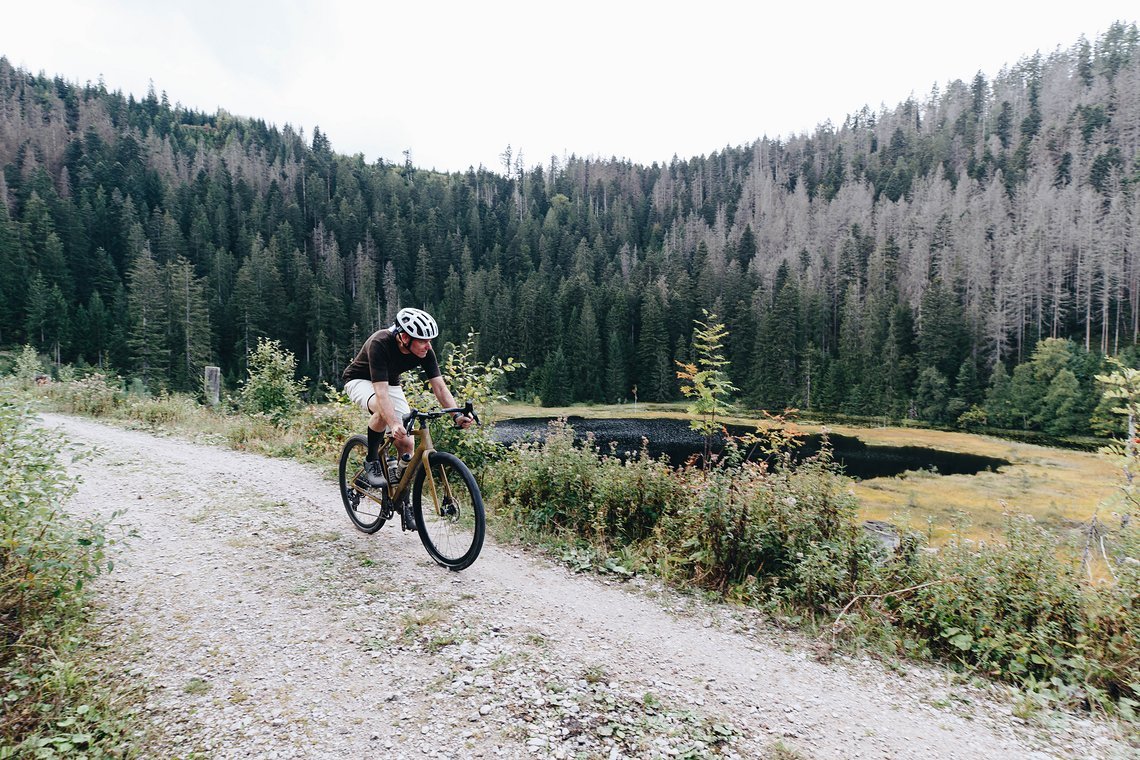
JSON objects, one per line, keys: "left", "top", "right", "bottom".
{"left": 366, "top": 427, "right": 384, "bottom": 461}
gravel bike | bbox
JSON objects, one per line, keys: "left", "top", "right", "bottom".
{"left": 338, "top": 402, "right": 485, "bottom": 571}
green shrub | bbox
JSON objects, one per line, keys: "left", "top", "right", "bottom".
{"left": 490, "top": 420, "right": 681, "bottom": 548}
{"left": 0, "top": 392, "right": 130, "bottom": 753}
{"left": 489, "top": 419, "right": 881, "bottom": 610}
{"left": 295, "top": 386, "right": 360, "bottom": 460}
{"left": 652, "top": 443, "right": 879, "bottom": 608}
{"left": 12, "top": 345, "right": 45, "bottom": 389}
{"left": 889, "top": 517, "right": 1083, "bottom": 674}
{"left": 42, "top": 373, "right": 124, "bottom": 417}
{"left": 238, "top": 337, "right": 306, "bottom": 424}
{"left": 1079, "top": 522, "right": 1140, "bottom": 713}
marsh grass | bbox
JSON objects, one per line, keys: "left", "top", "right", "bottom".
{"left": 845, "top": 427, "right": 1118, "bottom": 545}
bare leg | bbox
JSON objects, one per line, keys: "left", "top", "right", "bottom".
{"left": 367, "top": 396, "right": 414, "bottom": 458}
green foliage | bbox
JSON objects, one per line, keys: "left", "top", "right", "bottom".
{"left": 42, "top": 373, "right": 124, "bottom": 417}
{"left": 13, "top": 345, "right": 45, "bottom": 388}
{"left": 988, "top": 339, "right": 1100, "bottom": 435}
{"left": 404, "top": 331, "right": 523, "bottom": 471}
{"left": 4, "top": 34, "right": 1140, "bottom": 432}
{"left": 490, "top": 417, "right": 880, "bottom": 610}
{"left": 0, "top": 391, "right": 132, "bottom": 754}
{"left": 238, "top": 337, "right": 306, "bottom": 424}
{"left": 653, "top": 433, "right": 877, "bottom": 608}
{"left": 955, "top": 405, "right": 988, "bottom": 431}
{"left": 489, "top": 420, "right": 682, "bottom": 550}
{"left": 295, "top": 385, "right": 360, "bottom": 461}
{"left": 890, "top": 517, "right": 1084, "bottom": 676}
{"left": 677, "top": 310, "right": 737, "bottom": 450}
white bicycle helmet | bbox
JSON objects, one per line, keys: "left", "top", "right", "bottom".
{"left": 394, "top": 307, "right": 439, "bottom": 340}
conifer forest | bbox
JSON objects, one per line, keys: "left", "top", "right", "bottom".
{"left": 2, "top": 22, "right": 1140, "bottom": 436}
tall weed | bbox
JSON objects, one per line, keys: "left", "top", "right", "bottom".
{"left": 295, "top": 386, "right": 360, "bottom": 461}
{"left": 42, "top": 373, "right": 124, "bottom": 417}
{"left": 889, "top": 517, "right": 1083, "bottom": 676}
{"left": 491, "top": 419, "right": 878, "bottom": 608}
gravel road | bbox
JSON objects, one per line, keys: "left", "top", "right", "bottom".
{"left": 41, "top": 413, "right": 1131, "bottom": 759}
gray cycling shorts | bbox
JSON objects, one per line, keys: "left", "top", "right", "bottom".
{"left": 344, "top": 379, "right": 410, "bottom": 431}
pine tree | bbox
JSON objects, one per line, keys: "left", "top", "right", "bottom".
{"left": 0, "top": 200, "right": 25, "bottom": 344}
{"left": 751, "top": 279, "right": 800, "bottom": 409}
{"left": 84, "top": 291, "right": 112, "bottom": 369}
{"left": 676, "top": 310, "right": 737, "bottom": 462}
{"left": 573, "top": 299, "right": 603, "bottom": 401}
{"left": 42, "top": 285, "right": 70, "bottom": 369}
{"left": 24, "top": 273, "right": 49, "bottom": 349}
{"left": 231, "top": 235, "right": 286, "bottom": 362}
{"left": 636, "top": 290, "right": 671, "bottom": 401}
{"left": 539, "top": 347, "right": 571, "bottom": 406}
{"left": 604, "top": 330, "right": 628, "bottom": 403}
{"left": 166, "top": 255, "right": 213, "bottom": 392}
{"left": 1039, "top": 369, "right": 1085, "bottom": 435}
{"left": 914, "top": 367, "right": 950, "bottom": 423}
{"left": 127, "top": 245, "right": 169, "bottom": 388}
{"left": 917, "top": 282, "right": 968, "bottom": 380}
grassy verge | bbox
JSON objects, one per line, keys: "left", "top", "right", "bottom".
{"left": 0, "top": 389, "right": 135, "bottom": 756}
{"left": 485, "top": 418, "right": 1140, "bottom": 723}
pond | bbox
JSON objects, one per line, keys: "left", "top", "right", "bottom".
{"left": 493, "top": 416, "right": 1009, "bottom": 480}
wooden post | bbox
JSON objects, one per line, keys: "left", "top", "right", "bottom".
{"left": 205, "top": 366, "right": 221, "bottom": 406}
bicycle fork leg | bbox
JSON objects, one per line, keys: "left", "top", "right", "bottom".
{"left": 424, "top": 457, "right": 441, "bottom": 517}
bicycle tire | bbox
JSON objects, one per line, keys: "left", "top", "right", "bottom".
{"left": 413, "top": 451, "right": 485, "bottom": 571}
{"left": 338, "top": 435, "right": 386, "bottom": 534}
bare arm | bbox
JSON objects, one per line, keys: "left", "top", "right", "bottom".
{"left": 428, "top": 376, "right": 473, "bottom": 428}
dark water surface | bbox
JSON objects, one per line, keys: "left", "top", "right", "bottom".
{"left": 493, "top": 416, "right": 1008, "bottom": 480}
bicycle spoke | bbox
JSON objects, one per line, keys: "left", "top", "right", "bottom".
{"left": 338, "top": 436, "right": 386, "bottom": 533}
{"left": 413, "top": 452, "right": 484, "bottom": 570}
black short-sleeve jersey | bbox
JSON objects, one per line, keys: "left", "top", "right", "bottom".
{"left": 342, "top": 328, "right": 441, "bottom": 387}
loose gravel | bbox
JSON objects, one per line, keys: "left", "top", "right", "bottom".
{"left": 40, "top": 412, "right": 1134, "bottom": 759}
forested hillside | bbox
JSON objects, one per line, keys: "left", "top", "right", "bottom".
{"left": 2, "top": 22, "right": 1139, "bottom": 434}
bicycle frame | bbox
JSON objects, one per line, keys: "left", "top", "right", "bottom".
{"left": 387, "top": 426, "right": 434, "bottom": 505}
{"left": 348, "top": 402, "right": 477, "bottom": 516}
{"left": 339, "top": 401, "right": 485, "bottom": 569}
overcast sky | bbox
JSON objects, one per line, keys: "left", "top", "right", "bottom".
{"left": 2, "top": 2, "right": 1135, "bottom": 173}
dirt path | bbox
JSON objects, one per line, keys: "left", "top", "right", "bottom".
{"left": 42, "top": 413, "right": 1130, "bottom": 759}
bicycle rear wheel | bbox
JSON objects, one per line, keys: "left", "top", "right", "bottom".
{"left": 413, "top": 451, "right": 485, "bottom": 571}
{"left": 338, "top": 435, "right": 386, "bottom": 534}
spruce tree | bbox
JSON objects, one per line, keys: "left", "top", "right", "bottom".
{"left": 636, "top": 290, "right": 671, "bottom": 401}
{"left": 127, "top": 246, "right": 169, "bottom": 388}
{"left": 166, "top": 256, "right": 213, "bottom": 392}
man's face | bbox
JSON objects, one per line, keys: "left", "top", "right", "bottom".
{"left": 406, "top": 336, "right": 431, "bottom": 358}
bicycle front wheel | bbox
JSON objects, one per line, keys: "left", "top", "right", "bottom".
{"left": 338, "top": 435, "right": 386, "bottom": 534}
{"left": 413, "top": 451, "right": 485, "bottom": 571}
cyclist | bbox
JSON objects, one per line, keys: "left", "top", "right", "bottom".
{"left": 342, "top": 308, "right": 473, "bottom": 521}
